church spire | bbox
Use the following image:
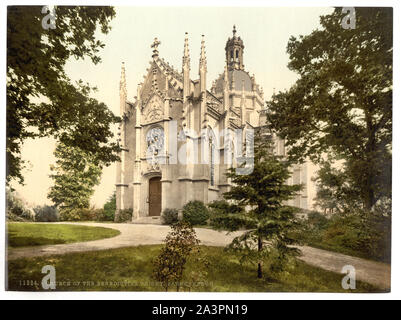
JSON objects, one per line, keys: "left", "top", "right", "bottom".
{"left": 119, "top": 62, "right": 127, "bottom": 115}
{"left": 199, "top": 34, "right": 207, "bottom": 72}
{"left": 199, "top": 35, "right": 207, "bottom": 94}
{"left": 182, "top": 32, "right": 191, "bottom": 128}
{"left": 199, "top": 35, "right": 207, "bottom": 128}
{"left": 183, "top": 32, "right": 190, "bottom": 67}
{"left": 120, "top": 62, "right": 127, "bottom": 95}
{"left": 151, "top": 37, "right": 161, "bottom": 59}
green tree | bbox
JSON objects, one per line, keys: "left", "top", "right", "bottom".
{"left": 266, "top": 8, "right": 392, "bottom": 211}
{"left": 48, "top": 142, "right": 102, "bottom": 211}
{"left": 312, "top": 160, "right": 361, "bottom": 214}
{"left": 7, "top": 6, "right": 120, "bottom": 185}
{"left": 213, "top": 129, "right": 302, "bottom": 279}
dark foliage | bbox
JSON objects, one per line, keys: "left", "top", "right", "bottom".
{"left": 182, "top": 201, "right": 209, "bottom": 226}
{"left": 161, "top": 208, "right": 179, "bottom": 225}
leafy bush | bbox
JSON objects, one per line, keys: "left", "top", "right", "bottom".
{"left": 34, "top": 205, "right": 59, "bottom": 222}
{"left": 60, "top": 208, "right": 87, "bottom": 221}
{"left": 298, "top": 210, "right": 391, "bottom": 263}
{"left": 162, "top": 208, "right": 179, "bottom": 225}
{"left": 182, "top": 201, "right": 209, "bottom": 226}
{"left": 59, "top": 207, "right": 110, "bottom": 222}
{"left": 115, "top": 209, "right": 133, "bottom": 223}
{"left": 103, "top": 193, "right": 116, "bottom": 221}
{"left": 152, "top": 221, "right": 200, "bottom": 291}
{"left": 307, "top": 211, "right": 329, "bottom": 229}
{"left": 6, "top": 189, "right": 34, "bottom": 221}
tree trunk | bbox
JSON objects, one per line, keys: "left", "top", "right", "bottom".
{"left": 257, "top": 236, "right": 263, "bottom": 279}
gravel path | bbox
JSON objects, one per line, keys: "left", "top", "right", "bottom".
{"left": 7, "top": 222, "right": 391, "bottom": 290}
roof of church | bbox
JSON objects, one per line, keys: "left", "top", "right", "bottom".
{"left": 214, "top": 69, "right": 253, "bottom": 93}
{"left": 156, "top": 57, "right": 183, "bottom": 82}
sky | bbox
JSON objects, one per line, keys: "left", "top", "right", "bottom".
{"left": 11, "top": 6, "right": 334, "bottom": 208}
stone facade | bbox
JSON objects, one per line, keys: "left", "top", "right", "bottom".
{"left": 115, "top": 26, "right": 316, "bottom": 221}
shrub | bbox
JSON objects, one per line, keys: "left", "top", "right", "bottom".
{"left": 152, "top": 221, "right": 200, "bottom": 291}
{"left": 115, "top": 209, "right": 133, "bottom": 223}
{"left": 162, "top": 208, "right": 179, "bottom": 225}
{"left": 103, "top": 193, "right": 116, "bottom": 221}
{"left": 307, "top": 211, "right": 329, "bottom": 229}
{"left": 60, "top": 208, "right": 84, "bottom": 221}
{"left": 59, "top": 209, "right": 76, "bottom": 221}
{"left": 182, "top": 201, "right": 209, "bottom": 226}
{"left": 34, "top": 205, "right": 59, "bottom": 222}
{"left": 298, "top": 209, "right": 391, "bottom": 263}
{"left": 6, "top": 189, "right": 34, "bottom": 221}
{"left": 93, "top": 208, "right": 110, "bottom": 221}
{"left": 59, "top": 207, "right": 114, "bottom": 222}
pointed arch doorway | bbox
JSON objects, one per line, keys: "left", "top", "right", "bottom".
{"left": 148, "top": 176, "right": 162, "bottom": 216}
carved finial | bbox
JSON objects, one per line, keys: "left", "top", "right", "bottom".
{"left": 120, "top": 62, "right": 127, "bottom": 96}
{"left": 137, "top": 84, "right": 141, "bottom": 101}
{"left": 199, "top": 35, "right": 206, "bottom": 70}
{"left": 183, "top": 32, "right": 190, "bottom": 68}
{"left": 151, "top": 37, "right": 161, "bottom": 58}
{"left": 233, "top": 25, "right": 237, "bottom": 36}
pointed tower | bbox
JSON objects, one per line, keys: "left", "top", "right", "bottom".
{"left": 199, "top": 34, "right": 207, "bottom": 92}
{"left": 132, "top": 83, "right": 142, "bottom": 220}
{"left": 199, "top": 35, "right": 207, "bottom": 129}
{"left": 120, "top": 62, "right": 127, "bottom": 115}
{"left": 225, "top": 25, "right": 245, "bottom": 70}
{"left": 182, "top": 32, "right": 190, "bottom": 128}
{"left": 116, "top": 62, "right": 128, "bottom": 217}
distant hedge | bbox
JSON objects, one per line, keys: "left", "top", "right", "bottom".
{"left": 59, "top": 208, "right": 113, "bottom": 222}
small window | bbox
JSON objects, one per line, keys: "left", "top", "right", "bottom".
{"left": 230, "top": 50, "right": 234, "bottom": 60}
{"left": 236, "top": 50, "right": 239, "bottom": 58}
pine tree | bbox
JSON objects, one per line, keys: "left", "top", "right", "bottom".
{"left": 212, "top": 129, "right": 303, "bottom": 279}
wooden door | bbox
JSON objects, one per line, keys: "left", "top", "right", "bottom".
{"left": 149, "top": 177, "right": 161, "bottom": 216}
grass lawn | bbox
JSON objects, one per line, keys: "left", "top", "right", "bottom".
{"left": 7, "top": 245, "right": 382, "bottom": 292}
{"left": 7, "top": 223, "right": 120, "bottom": 248}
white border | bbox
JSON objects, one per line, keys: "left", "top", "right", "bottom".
{"left": 0, "top": 0, "right": 400, "bottom": 300}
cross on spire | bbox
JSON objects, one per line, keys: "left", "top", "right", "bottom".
{"left": 151, "top": 37, "right": 161, "bottom": 58}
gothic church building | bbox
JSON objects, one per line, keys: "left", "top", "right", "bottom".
{"left": 115, "top": 26, "right": 315, "bottom": 221}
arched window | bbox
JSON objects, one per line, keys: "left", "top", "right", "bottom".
{"left": 146, "top": 126, "right": 164, "bottom": 167}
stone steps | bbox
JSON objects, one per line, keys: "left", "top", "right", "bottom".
{"left": 131, "top": 216, "right": 162, "bottom": 225}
